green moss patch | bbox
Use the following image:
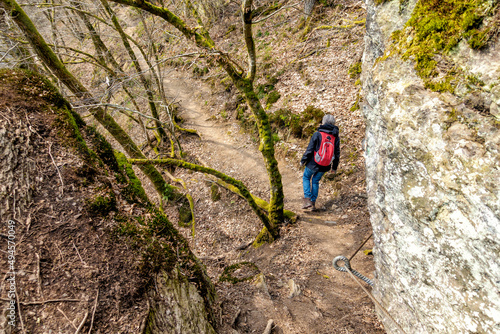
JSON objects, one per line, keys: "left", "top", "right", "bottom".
{"left": 114, "top": 150, "right": 150, "bottom": 206}
{"left": 210, "top": 184, "right": 221, "bottom": 202}
{"left": 348, "top": 61, "right": 362, "bottom": 79}
{"left": 391, "top": 0, "right": 498, "bottom": 93}
{"left": 178, "top": 198, "right": 193, "bottom": 226}
{"left": 219, "top": 262, "right": 260, "bottom": 284}
{"left": 267, "top": 105, "right": 325, "bottom": 139}
{"left": 86, "top": 192, "right": 117, "bottom": 216}
{"left": 266, "top": 90, "right": 281, "bottom": 109}
{"left": 252, "top": 226, "right": 274, "bottom": 247}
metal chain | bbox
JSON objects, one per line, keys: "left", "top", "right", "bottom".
{"left": 333, "top": 255, "right": 374, "bottom": 286}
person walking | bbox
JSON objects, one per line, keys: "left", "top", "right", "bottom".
{"left": 300, "top": 114, "right": 340, "bottom": 210}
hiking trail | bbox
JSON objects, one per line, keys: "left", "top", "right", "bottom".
{"left": 164, "top": 71, "right": 384, "bottom": 334}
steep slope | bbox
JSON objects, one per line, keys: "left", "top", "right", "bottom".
{"left": 0, "top": 69, "right": 216, "bottom": 333}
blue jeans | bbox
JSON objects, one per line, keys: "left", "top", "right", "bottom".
{"left": 303, "top": 167, "right": 324, "bottom": 203}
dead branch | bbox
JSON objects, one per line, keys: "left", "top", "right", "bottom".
{"left": 36, "top": 253, "right": 43, "bottom": 300}
{"left": 263, "top": 319, "right": 274, "bottom": 334}
{"left": 253, "top": 2, "right": 301, "bottom": 24}
{"left": 48, "top": 142, "right": 64, "bottom": 194}
{"left": 58, "top": 306, "right": 78, "bottom": 330}
{"left": 75, "top": 312, "right": 88, "bottom": 334}
{"left": 88, "top": 289, "right": 99, "bottom": 334}
{"left": 72, "top": 241, "right": 88, "bottom": 267}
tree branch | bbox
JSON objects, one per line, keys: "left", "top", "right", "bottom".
{"left": 242, "top": 0, "right": 256, "bottom": 82}
{"left": 129, "top": 158, "right": 278, "bottom": 239}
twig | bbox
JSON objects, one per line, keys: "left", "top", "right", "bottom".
{"left": 19, "top": 299, "right": 80, "bottom": 305}
{"left": 58, "top": 306, "right": 78, "bottom": 330}
{"left": 15, "top": 278, "right": 25, "bottom": 333}
{"left": 253, "top": 2, "right": 301, "bottom": 23}
{"left": 25, "top": 212, "right": 32, "bottom": 233}
{"left": 0, "top": 42, "right": 19, "bottom": 62}
{"left": 0, "top": 107, "right": 12, "bottom": 124}
{"left": 36, "top": 253, "right": 44, "bottom": 300}
{"left": 48, "top": 142, "right": 64, "bottom": 194}
{"left": 75, "top": 312, "right": 88, "bottom": 334}
{"left": 88, "top": 289, "right": 99, "bottom": 334}
{"left": 263, "top": 319, "right": 274, "bottom": 334}
{"left": 349, "top": 233, "right": 373, "bottom": 261}
{"left": 231, "top": 308, "right": 241, "bottom": 328}
{"left": 72, "top": 241, "right": 88, "bottom": 267}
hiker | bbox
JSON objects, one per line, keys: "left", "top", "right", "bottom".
{"left": 300, "top": 114, "right": 340, "bottom": 210}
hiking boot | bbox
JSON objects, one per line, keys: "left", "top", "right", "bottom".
{"left": 311, "top": 201, "right": 317, "bottom": 211}
{"left": 302, "top": 198, "right": 313, "bottom": 209}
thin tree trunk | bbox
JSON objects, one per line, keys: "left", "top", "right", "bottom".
{"left": 100, "top": 0, "right": 168, "bottom": 144}
{"left": 304, "top": 0, "right": 317, "bottom": 17}
{"left": 70, "top": 0, "right": 107, "bottom": 64}
{"left": 242, "top": 0, "right": 256, "bottom": 82}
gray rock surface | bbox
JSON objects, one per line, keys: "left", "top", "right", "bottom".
{"left": 362, "top": 0, "right": 500, "bottom": 333}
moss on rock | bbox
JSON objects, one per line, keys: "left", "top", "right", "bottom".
{"left": 391, "top": 0, "right": 498, "bottom": 93}
{"left": 115, "top": 212, "right": 217, "bottom": 326}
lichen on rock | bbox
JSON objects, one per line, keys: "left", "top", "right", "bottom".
{"left": 362, "top": 0, "right": 500, "bottom": 332}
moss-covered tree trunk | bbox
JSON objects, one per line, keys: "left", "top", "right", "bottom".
{"left": 100, "top": 0, "right": 168, "bottom": 145}
{"left": 0, "top": 0, "right": 174, "bottom": 198}
{"left": 130, "top": 158, "right": 279, "bottom": 239}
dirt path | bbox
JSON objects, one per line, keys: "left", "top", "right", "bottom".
{"left": 164, "top": 73, "right": 384, "bottom": 334}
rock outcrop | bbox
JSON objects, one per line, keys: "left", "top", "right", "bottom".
{"left": 362, "top": 0, "right": 500, "bottom": 333}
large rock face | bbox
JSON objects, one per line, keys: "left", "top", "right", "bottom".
{"left": 362, "top": 1, "right": 500, "bottom": 333}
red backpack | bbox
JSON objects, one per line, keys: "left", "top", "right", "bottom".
{"left": 314, "top": 132, "right": 335, "bottom": 166}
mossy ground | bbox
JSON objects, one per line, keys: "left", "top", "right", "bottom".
{"left": 219, "top": 262, "right": 260, "bottom": 284}
{"left": 86, "top": 192, "right": 117, "bottom": 216}
{"left": 266, "top": 105, "right": 325, "bottom": 142}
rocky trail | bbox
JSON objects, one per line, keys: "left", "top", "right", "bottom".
{"left": 164, "top": 73, "right": 385, "bottom": 334}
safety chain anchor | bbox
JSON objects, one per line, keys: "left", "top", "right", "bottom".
{"left": 332, "top": 255, "right": 374, "bottom": 286}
